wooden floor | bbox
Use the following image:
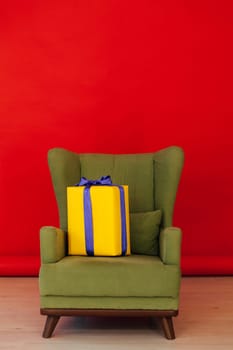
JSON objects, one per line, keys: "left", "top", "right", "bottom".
{"left": 0, "top": 277, "right": 233, "bottom": 349}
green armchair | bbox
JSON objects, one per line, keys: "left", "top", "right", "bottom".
{"left": 39, "top": 146, "right": 184, "bottom": 339}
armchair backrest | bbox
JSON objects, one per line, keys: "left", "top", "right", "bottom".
{"left": 48, "top": 146, "right": 184, "bottom": 231}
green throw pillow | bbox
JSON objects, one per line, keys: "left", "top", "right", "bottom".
{"left": 130, "top": 210, "right": 162, "bottom": 255}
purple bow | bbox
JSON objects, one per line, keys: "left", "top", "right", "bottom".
{"left": 77, "top": 175, "right": 112, "bottom": 187}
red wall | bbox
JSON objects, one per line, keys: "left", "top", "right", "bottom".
{"left": 1, "top": 0, "right": 233, "bottom": 275}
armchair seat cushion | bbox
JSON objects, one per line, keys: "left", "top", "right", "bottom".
{"left": 39, "top": 255, "right": 180, "bottom": 298}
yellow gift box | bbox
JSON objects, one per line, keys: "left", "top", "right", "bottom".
{"left": 67, "top": 184, "right": 131, "bottom": 256}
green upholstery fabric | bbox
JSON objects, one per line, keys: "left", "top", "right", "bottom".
{"left": 40, "top": 226, "right": 66, "bottom": 263}
{"left": 40, "top": 296, "right": 179, "bottom": 310}
{"left": 79, "top": 154, "right": 154, "bottom": 213}
{"left": 130, "top": 210, "right": 162, "bottom": 255}
{"left": 160, "top": 227, "right": 182, "bottom": 265}
{"left": 40, "top": 255, "right": 180, "bottom": 298}
{"left": 153, "top": 147, "right": 184, "bottom": 227}
{"left": 48, "top": 148, "right": 81, "bottom": 231}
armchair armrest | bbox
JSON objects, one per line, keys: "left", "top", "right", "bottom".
{"left": 40, "top": 226, "right": 66, "bottom": 263}
{"left": 159, "top": 227, "right": 182, "bottom": 265}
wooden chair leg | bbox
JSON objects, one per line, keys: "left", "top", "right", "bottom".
{"left": 42, "top": 315, "right": 60, "bottom": 338}
{"left": 161, "top": 317, "right": 176, "bottom": 340}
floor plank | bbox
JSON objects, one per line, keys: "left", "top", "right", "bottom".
{"left": 0, "top": 277, "right": 233, "bottom": 349}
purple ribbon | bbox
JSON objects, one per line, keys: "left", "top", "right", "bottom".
{"left": 75, "top": 176, "right": 127, "bottom": 256}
